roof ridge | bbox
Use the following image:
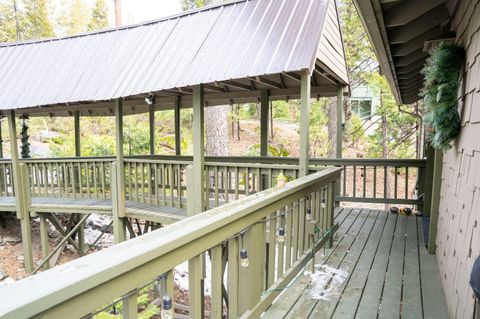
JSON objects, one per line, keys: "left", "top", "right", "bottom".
{"left": 0, "top": 0, "right": 250, "bottom": 48}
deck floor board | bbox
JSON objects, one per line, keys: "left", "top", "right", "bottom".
{"left": 262, "top": 209, "right": 449, "bottom": 319}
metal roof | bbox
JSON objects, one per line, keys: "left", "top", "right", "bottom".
{"left": 353, "top": 0, "right": 458, "bottom": 104}
{"left": 0, "top": 0, "right": 348, "bottom": 116}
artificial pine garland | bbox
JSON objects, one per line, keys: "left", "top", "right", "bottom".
{"left": 20, "top": 115, "right": 31, "bottom": 159}
{"left": 420, "top": 42, "right": 464, "bottom": 150}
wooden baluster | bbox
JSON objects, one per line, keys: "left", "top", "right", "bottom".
{"left": 326, "top": 182, "right": 335, "bottom": 248}
{"left": 352, "top": 165, "right": 357, "bottom": 198}
{"left": 394, "top": 166, "right": 398, "bottom": 199}
{"left": 384, "top": 166, "right": 388, "bottom": 200}
{"left": 224, "top": 166, "right": 229, "bottom": 204}
{"left": 93, "top": 162, "right": 98, "bottom": 199}
{"left": 227, "top": 237, "right": 239, "bottom": 318}
{"left": 154, "top": 163, "right": 159, "bottom": 205}
{"left": 277, "top": 211, "right": 285, "bottom": 278}
{"left": 134, "top": 162, "right": 139, "bottom": 202}
{"left": 211, "top": 245, "right": 223, "bottom": 319}
{"left": 373, "top": 166, "right": 377, "bottom": 199}
{"left": 214, "top": 166, "right": 219, "bottom": 207}
{"left": 177, "top": 165, "right": 182, "bottom": 208}
{"left": 122, "top": 291, "right": 138, "bottom": 319}
{"left": 77, "top": 162, "right": 82, "bottom": 198}
{"left": 292, "top": 201, "right": 299, "bottom": 263}
{"left": 101, "top": 162, "right": 106, "bottom": 199}
{"left": 235, "top": 167, "right": 239, "bottom": 200}
{"left": 141, "top": 163, "right": 145, "bottom": 203}
{"left": 267, "top": 212, "right": 276, "bottom": 287}
{"left": 405, "top": 166, "right": 409, "bottom": 199}
{"left": 162, "top": 164, "right": 167, "bottom": 206}
{"left": 85, "top": 162, "right": 90, "bottom": 198}
{"left": 285, "top": 204, "right": 293, "bottom": 269}
{"left": 169, "top": 164, "right": 174, "bottom": 207}
{"left": 147, "top": 163, "right": 152, "bottom": 204}
{"left": 362, "top": 166, "right": 367, "bottom": 198}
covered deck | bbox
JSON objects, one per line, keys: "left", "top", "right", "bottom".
{"left": 264, "top": 208, "right": 448, "bottom": 319}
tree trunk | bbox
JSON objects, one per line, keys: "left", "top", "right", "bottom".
{"left": 205, "top": 105, "right": 229, "bottom": 156}
{"left": 327, "top": 97, "right": 337, "bottom": 158}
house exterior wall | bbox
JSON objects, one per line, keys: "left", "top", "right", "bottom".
{"left": 436, "top": 0, "right": 480, "bottom": 317}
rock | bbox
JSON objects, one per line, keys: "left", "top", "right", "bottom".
{"left": 16, "top": 255, "right": 24, "bottom": 261}
{"left": 2, "top": 235, "right": 21, "bottom": 244}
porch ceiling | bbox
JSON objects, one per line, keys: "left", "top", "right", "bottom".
{"left": 0, "top": 0, "right": 349, "bottom": 117}
{"left": 353, "top": 0, "right": 459, "bottom": 104}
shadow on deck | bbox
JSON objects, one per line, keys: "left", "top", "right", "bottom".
{"left": 263, "top": 207, "right": 449, "bottom": 319}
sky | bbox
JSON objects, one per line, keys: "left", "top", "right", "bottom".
{"left": 107, "top": 0, "right": 183, "bottom": 25}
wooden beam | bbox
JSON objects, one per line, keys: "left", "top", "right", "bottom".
{"left": 174, "top": 96, "right": 181, "bottom": 156}
{"left": 249, "top": 76, "right": 283, "bottom": 89}
{"left": 391, "top": 27, "right": 442, "bottom": 57}
{"left": 7, "top": 111, "right": 33, "bottom": 273}
{"left": 336, "top": 86, "right": 344, "bottom": 159}
{"left": 299, "top": 71, "right": 311, "bottom": 177}
{"left": 114, "top": 99, "right": 127, "bottom": 242}
{"left": 221, "top": 80, "right": 253, "bottom": 91}
{"left": 149, "top": 104, "right": 155, "bottom": 155}
{"left": 260, "top": 90, "right": 269, "bottom": 157}
{"left": 74, "top": 111, "right": 81, "bottom": 157}
{"left": 192, "top": 84, "right": 205, "bottom": 213}
{"left": 388, "top": 5, "right": 450, "bottom": 44}
{"left": 428, "top": 148, "right": 443, "bottom": 254}
{"left": 384, "top": 0, "right": 444, "bottom": 27}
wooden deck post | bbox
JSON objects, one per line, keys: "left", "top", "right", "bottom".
{"left": 114, "top": 99, "right": 127, "bottom": 242}
{"left": 299, "top": 70, "right": 311, "bottom": 177}
{"left": 7, "top": 111, "right": 33, "bottom": 273}
{"left": 192, "top": 85, "right": 205, "bottom": 211}
{"left": 422, "top": 146, "right": 435, "bottom": 216}
{"left": 335, "top": 86, "right": 344, "bottom": 206}
{"left": 74, "top": 111, "right": 81, "bottom": 157}
{"left": 0, "top": 119, "right": 3, "bottom": 158}
{"left": 149, "top": 103, "right": 155, "bottom": 155}
{"left": 428, "top": 148, "right": 443, "bottom": 254}
{"left": 175, "top": 96, "right": 181, "bottom": 156}
{"left": 336, "top": 86, "right": 344, "bottom": 159}
{"left": 260, "top": 89, "right": 269, "bottom": 157}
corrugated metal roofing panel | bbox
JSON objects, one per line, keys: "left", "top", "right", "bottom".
{"left": 0, "top": 0, "right": 348, "bottom": 111}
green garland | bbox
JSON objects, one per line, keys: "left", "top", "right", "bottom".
{"left": 20, "top": 116, "right": 31, "bottom": 159}
{"left": 420, "top": 42, "right": 465, "bottom": 150}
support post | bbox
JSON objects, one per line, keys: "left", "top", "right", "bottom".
{"left": 188, "top": 166, "right": 205, "bottom": 315}
{"left": 74, "top": 111, "right": 81, "bottom": 157}
{"left": 113, "top": 99, "right": 127, "bottom": 242}
{"left": 111, "top": 162, "right": 126, "bottom": 242}
{"left": 192, "top": 85, "right": 205, "bottom": 211}
{"left": 299, "top": 70, "right": 311, "bottom": 177}
{"left": 39, "top": 214, "right": 50, "bottom": 269}
{"left": 422, "top": 146, "right": 435, "bottom": 216}
{"left": 149, "top": 104, "right": 155, "bottom": 155}
{"left": 428, "top": 148, "right": 443, "bottom": 254}
{"left": 336, "top": 87, "right": 344, "bottom": 158}
{"left": 175, "top": 96, "right": 181, "bottom": 156}
{"left": 335, "top": 87, "right": 344, "bottom": 206}
{"left": 260, "top": 90, "right": 269, "bottom": 157}
{"left": 7, "top": 110, "right": 33, "bottom": 273}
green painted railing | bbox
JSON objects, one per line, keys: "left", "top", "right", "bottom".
{"left": 0, "top": 167, "right": 341, "bottom": 319}
{"left": 0, "top": 155, "right": 427, "bottom": 207}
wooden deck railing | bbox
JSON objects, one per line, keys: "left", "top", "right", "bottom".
{"left": 0, "top": 167, "right": 341, "bottom": 319}
{"left": 0, "top": 156, "right": 428, "bottom": 207}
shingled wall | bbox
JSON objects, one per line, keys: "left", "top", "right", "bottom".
{"left": 436, "top": 0, "right": 480, "bottom": 317}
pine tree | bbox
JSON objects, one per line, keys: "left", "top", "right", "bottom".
{"left": 23, "top": 0, "right": 54, "bottom": 40}
{"left": 20, "top": 116, "right": 31, "bottom": 159}
{"left": 67, "top": 0, "right": 88, "bottom": 35}
{"left": 88, "top": 0, "right": 109, "bottom": 31}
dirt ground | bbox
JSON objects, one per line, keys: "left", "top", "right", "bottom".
{"left": 0, "top": 213, "right": 79, "bottom": 281}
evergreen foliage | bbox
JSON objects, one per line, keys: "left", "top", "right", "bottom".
{"left": 20, "top": 116, "right": 30, "bottom": 158}
{"left": 88, "top": 0, "right": 108, "bottom": 31}
{"left": 420, "top": 42, "right": 464, "bottom": 150}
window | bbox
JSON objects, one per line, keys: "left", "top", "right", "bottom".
{"left": 351, "top": 99, "right": 372, "bottom": 118}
